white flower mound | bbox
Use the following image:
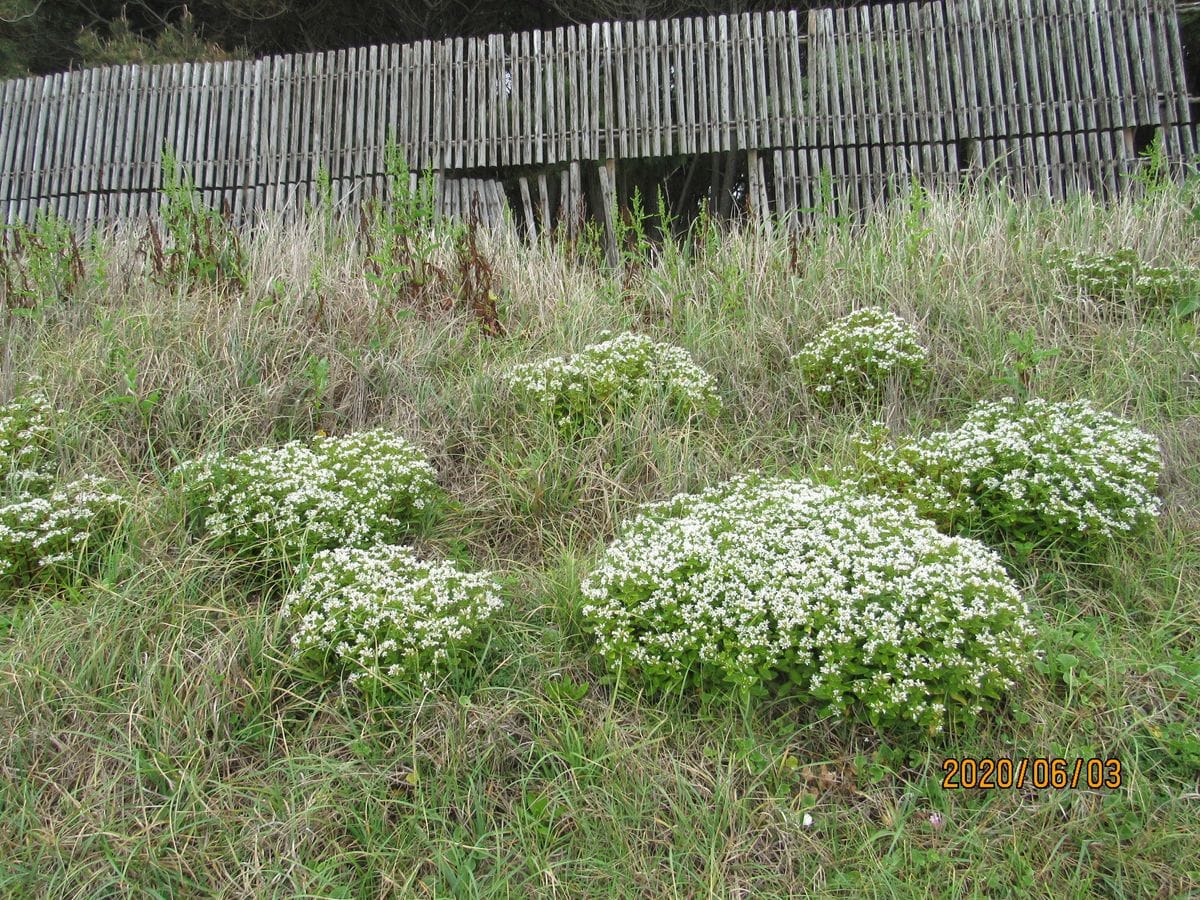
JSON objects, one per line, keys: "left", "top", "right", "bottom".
{"left": 582, "top": 475, "right": 1035, "bottom": 731}
{"left": 176, "top": 429, "right": 439, "bottom": 561}
{"left": 1051, "top": 248, "right": 1196, "bottom": 306}
{"left": 0, "top": 391, "right": 56, "bottom": 494}
{"left": 283, "top": 545, "right": 504, "bottom": 688}
{"left": 0, "top": 475, "right": 126, "bottom": 591}
{"left": 792, "top": 307, "right": 928, "bottom": 398}
{"left": 504, "top": 331, "right": 721, "bottom": 420}
{"left": 861, "top": 398, "right": 1161, "bottom": 547}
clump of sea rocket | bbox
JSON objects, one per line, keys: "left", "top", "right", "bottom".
{"left": 858, "top": 398, "right": 1161, "bottom": 550}
{"left": 792, "top": 307, "right": 929, "bottom": 400}
{"left": 582, "top": 474, "right": 1034, "bottom": 732}
{"left": 175, "top": 429, "right": 439, "bottom": 563}
{"left": 0, "top": 475, "right": 126, "bottom": 594}
{"left": 504, "top": 332, "right": 721, "bottom": 424}
{"left": 282, "top": 544, "right": 503, "bottom": 689}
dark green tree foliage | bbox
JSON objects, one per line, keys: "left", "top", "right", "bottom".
{"left": 75, "top": 8, "right": 239, "bottom": 69}
{"left": 2, "top": 0, "right": 863, "bottom": 78}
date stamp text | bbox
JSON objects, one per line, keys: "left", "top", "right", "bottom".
{"left": 941, "top": 757, "right": 1122, "bottom": 790}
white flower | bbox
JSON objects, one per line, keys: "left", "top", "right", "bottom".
{"left": 1053, "top": 247, "right": 1196, "bottom": 304}
{"left": 859, "top": 398, "right": 1161, "bottom": 547}
{"left": 0, "top": 475, "right": 125, "bottom": 592}
{"left": 582, "top": 473, "right": 1034, "bottom": 732}
{"left": 282, "top": 545, "right": 503, "bottom": 688}
{"left": 1, "top": 391, "right": 57, "bottom": 495}
{"left": 504, "top": 332, "right": 720, "bottom": 421}
{"left": 792, "top": 308, "right": 929, "bottom": 400}
{"left": 175, "top": 429, "right": 438, "bottom": 561}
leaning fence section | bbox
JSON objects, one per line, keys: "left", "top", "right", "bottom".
{"left": 773, "top": 0, "right": 1195, "bottom": 220}
{"left": 0, "top": 0, "right": 1194, "bottom": 231}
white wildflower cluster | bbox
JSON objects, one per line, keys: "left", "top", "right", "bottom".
{"left": 175, "top": 429, "right": 439, "bottom": 562}
{"left": 0, "top": 391, "right": 56, "bottom": 494}
{"left": 0, "top": 475, "right": 126, "bottom": 592}
{"left": 0, "top": 388, "right": 124, "bottom": 593}
{"left": 503, "top": 332, "right": 721, "bottom": 425}
{"left": 282, "top": 544, "right": 503, "bottom": 689}
{"left": 582, "top": 474, "right": 1035, "bottom": 732}
{"left": 792, "top": 308, "right": 929, "bottom": 400}
{"left": 1051, "top": 248, "right": 1197, "bottom": 307}
{"left": 859, "top": 398, "right": 1161, "bottom": 549}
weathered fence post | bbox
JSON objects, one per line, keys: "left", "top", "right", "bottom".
{"left": 597, "top": 158, "right": 619, "bottom": 266}
{"left": 518, "top": 175, "right": 537, "bottom": 239}
{"left": 568, "top": 159, "right": 583, "bottom": 240}
{"left": 537, "top": 172, "right": 551, "bottom": 233}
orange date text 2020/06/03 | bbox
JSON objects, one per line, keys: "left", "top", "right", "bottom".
{"left": 941, "top": 757, "right": 1123, "bottom": 790}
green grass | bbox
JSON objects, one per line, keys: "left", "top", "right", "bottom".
{"left": 2, "top": 185, "right": 1199, "bottom": 896}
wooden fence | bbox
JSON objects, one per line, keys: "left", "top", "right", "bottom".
{"left": 0, "top": 0, "right": 1194, "bottom": 232}
{"left": 775, "top": 0, "right": 1196, "bottom": 219}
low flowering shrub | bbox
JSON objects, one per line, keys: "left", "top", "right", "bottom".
{"left": 582, "top": 474, "right": 1035, "bottom": 732}
{"left": 175, "top": 429, "right": 439, "bottom": 563}
{"left": 792, "top": 307, "right": 929, "bottom": 401}
{"left": 282, "top": 544, "right": 504, "bottom": 689}
{"left": 1050, "top": 248, "right": 1197, "bottom": 308}
{"left": 0, "top": 391, "right": 56, "bottom": 495}
{"left": 0, "top": 476, "right": 126, "bottom": 593}
{"left": 503, "top": 332, "right": 721, "bottom": 425}
{"left": 857, "top": 398, "right": 1161, "bottom": 550}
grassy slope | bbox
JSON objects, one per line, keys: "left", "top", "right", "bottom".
{"left": 1, "top": 190, "right": 1198, "bottom": 897}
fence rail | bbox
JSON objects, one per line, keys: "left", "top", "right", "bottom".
{"left": 0, "top": 0, "right": 1194, "bottom": 230}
